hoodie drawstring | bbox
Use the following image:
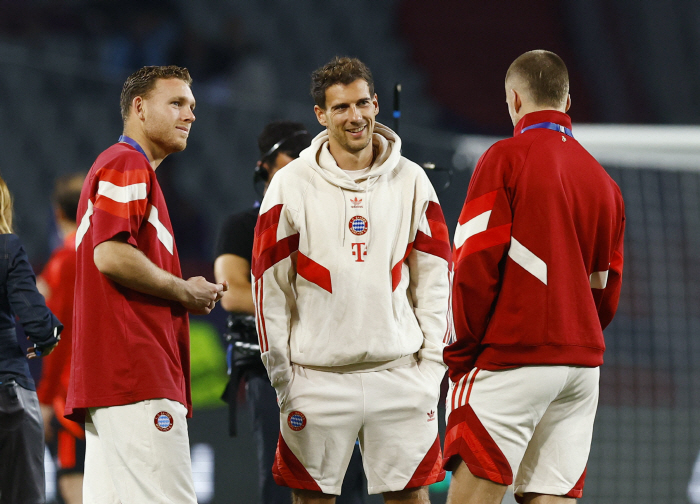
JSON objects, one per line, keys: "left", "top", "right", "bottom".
{"left": 339, "top": 187, "right": 347, "bottom": 246}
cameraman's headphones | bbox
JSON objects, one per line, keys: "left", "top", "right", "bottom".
{"left": 253, "top": 129, "right": 309, "bottom": 184}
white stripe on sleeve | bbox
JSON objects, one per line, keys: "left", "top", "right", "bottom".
{"left": 454, "top": 210, "right": 491, "bottom": 248}
{"left": 508, "top": 237, "right": 547, "bottom": 285}
{"left": 147, "top": 206, "right": 174, "bottom": 255}
{"left": 97, "top": 181, "right": 147, "bottom": 203}
{"left": 75, "top": 199, "right": 94, "bottom": 249}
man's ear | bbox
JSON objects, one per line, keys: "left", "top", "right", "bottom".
{"left": 314, "top": 105, "right": 327, "bottom": 127}
{"left": 133, "top": 96, "right": 145, "bottom": 120}
{"left": 565, "top": 94, "right": 571, "bottom": 112}
{"left": 511, "top": 89, "right": 522, "bottom": 115}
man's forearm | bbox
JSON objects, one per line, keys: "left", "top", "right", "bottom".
{"left": 220, "top": 283, "right": 255, "bottom": 314}
{"left": 94, "top": 240, "right": 187, "bottom": 303}
{"left": 213, "top": 254, "right": 255, "bottom": 314}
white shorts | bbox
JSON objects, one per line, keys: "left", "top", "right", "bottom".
{"left": 83, "top": 398, "right": 197, "bottom": 504}
{"left": 444, "top": 366, "right": 599, "bottom": 501}
{"left": 274, "top": 360, "right": 445, "bottom": 495}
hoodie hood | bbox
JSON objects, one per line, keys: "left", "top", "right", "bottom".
{"left": 299, "top": 122, "right": 402, "bottom": 191}
{"left": 299, "top": 123, "right": 403, "bottom": 249}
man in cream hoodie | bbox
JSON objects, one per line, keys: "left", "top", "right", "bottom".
{"left": 252, "top": 57, "right": 452, "bottom": 504}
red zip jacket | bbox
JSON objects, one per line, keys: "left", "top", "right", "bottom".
{"left": 444, "top": 110, "right": 625, "bottom": 381}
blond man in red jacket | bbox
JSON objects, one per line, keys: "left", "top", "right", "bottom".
{"left": 444, "top": 50, "right": 625, "bottom": 504}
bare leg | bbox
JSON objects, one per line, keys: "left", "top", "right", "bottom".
{"left": 383, "top": 486, "right": 430, "bottom": 503}
{"left": 446, "top": 460, "right": 507, "bottom": 504}
{"left": 293, "top": 489, "right": 337, "bottom": 504}
{"left": 522, "top": 493, "right": 575, "bottom": 504}
{"left": 58, "top": 473, "right": 84, "bottom": 504}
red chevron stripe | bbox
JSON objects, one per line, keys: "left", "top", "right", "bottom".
{"left": 391, "top": 243, "right": 414, "bottom": 291}
{"left": 454, "top": 223, "right": 512, "bottom": 264}
{"left": 405, "top": 435, "right": 446, "bottom": 489}
{"left": 458, "top": 190, "right": 498, "bottom": 225}
{"left": 272, "top": 434, "right": 322, "bottom": 492}
{"left": 93, "top": 196, "right": 148, "bottom": 220}
{"left": 254, "top": 204, "right": 284, "bottom": 259}
{"left": 425, "top": 201, "right": 450, "bottom": 243}
{"left": 414, "top": 230, "right": 452, "bottom": 265}
{"left": 99, "top": 166, "right": 150, "bottom": 187}
{"left": 297, "top": 253, "right": 332, "bottom": 293}
{"left": 420, "top": 203, "right": 452, "bottom": 265}
{"left": 443, "top": 404, "right": 512, "bottom": 485}
{"left": 565, "top": 467, "right": 587, "bottom": 498}
{"left": 252, "top": 234, "right": 300, "bottom": 280}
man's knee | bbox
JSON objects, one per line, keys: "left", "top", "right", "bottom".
{"left": 292, "top": 488, "right": 337, "bottom": 504}
{"left": 446, "top": 460, "right": 507, "bottom": 504}
{"left": 383, "top": 485, "right": 430, "bottom": 503}
{"left": 522, "top": 493, "right": 576, "bottom": 504}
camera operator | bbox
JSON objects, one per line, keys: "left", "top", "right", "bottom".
{"left": 214, "top": 121, "right": 365, "bottom": 504}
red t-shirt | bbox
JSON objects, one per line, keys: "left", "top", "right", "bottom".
{"left": 65, "top": 142, "right": 191, "bottom": 423}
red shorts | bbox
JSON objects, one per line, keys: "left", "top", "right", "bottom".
{"left": 443, "top": 366, "right": 599, "bottom": 501}
{"left": 47, "top": 401, "right": 86, "bottom": 476}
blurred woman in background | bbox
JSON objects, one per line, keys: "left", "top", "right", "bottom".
{"left": 0, "top": 174, "right": 63, "bottom": 504}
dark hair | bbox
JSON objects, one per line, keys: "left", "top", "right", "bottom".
{"left": 120, "top": 65, "right": 192, "bottom": 123}
{"left": 310, "top": 56, "right": 374, "bottom": 109}
{"left": 258, "top": 121, "right": 312, "bottom": 166}
{"left": 506, "top": 50, "right": 569, "bottom": 108}
{"left": 52, "top": 172, "right": 86, "bottom": 223}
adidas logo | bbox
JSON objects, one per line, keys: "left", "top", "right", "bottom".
{"left": 427, "top": 410, "right": 436, "bottom": 422}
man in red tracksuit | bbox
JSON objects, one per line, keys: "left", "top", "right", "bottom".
{"left": 443, "top": 50, "right": 625, "bottom": 504}
{"left": 37, "top": 173, "right": 85, "bottom": 504}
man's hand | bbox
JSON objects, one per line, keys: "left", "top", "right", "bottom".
{"left": 26, "top": 339, "right": 58, "bottom": 359}
{"left": 181, "top": 277, "right": 228, "bottom": 315}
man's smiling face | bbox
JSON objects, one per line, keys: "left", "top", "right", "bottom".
{"left": 315, "top": 79, "right": 379, "bottom": 156}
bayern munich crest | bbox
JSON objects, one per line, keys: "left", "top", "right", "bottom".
{"left": 287, "top": 411, "right": 307, "bottom": 431}
{"left": 154, "top": 411, "right": 174, "bottom": 432}
{"left": 349, "top": 216, "right": 368, "bottom": 235}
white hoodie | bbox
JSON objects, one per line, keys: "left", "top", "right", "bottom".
{"left": 252, "top": 123, "right": 452, "bottom": 404}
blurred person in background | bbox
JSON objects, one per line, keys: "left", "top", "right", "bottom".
{"left": 215, "top": 120, "right": 366, "bottom": 504}
{"left": 443, "top": 50, "right": 625, "bottom": 504}
{"left": 252, "top": 57, "right": 452, "bottom": 504}
{"left": 64, "top": 65, "right": 227, "bottom": 503}
{"left": 0, "top": 174, "right": 63, "bottom": 504}
{"left": 36, "top": 172, "right": 86, "bottom": 504}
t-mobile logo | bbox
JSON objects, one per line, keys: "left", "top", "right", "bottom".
{"left": 351, "top": 243, "right": 367, "bottom": 262}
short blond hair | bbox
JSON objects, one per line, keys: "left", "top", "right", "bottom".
{"left": 0, "top": 174, "right": 14, "bottom": 234}
{"left": 506, "top": 50, "right": 569, "bottom": 109}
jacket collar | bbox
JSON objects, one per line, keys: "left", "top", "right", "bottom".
{"left": 513, "top": 110, "right": 572, "bottom": 137}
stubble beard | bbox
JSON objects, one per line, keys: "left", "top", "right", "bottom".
{"left": 146, "top": 122, "right": 188, "bottom": 156}
{"left": 335, "top": 124, "right": 372, "bottom": 154}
